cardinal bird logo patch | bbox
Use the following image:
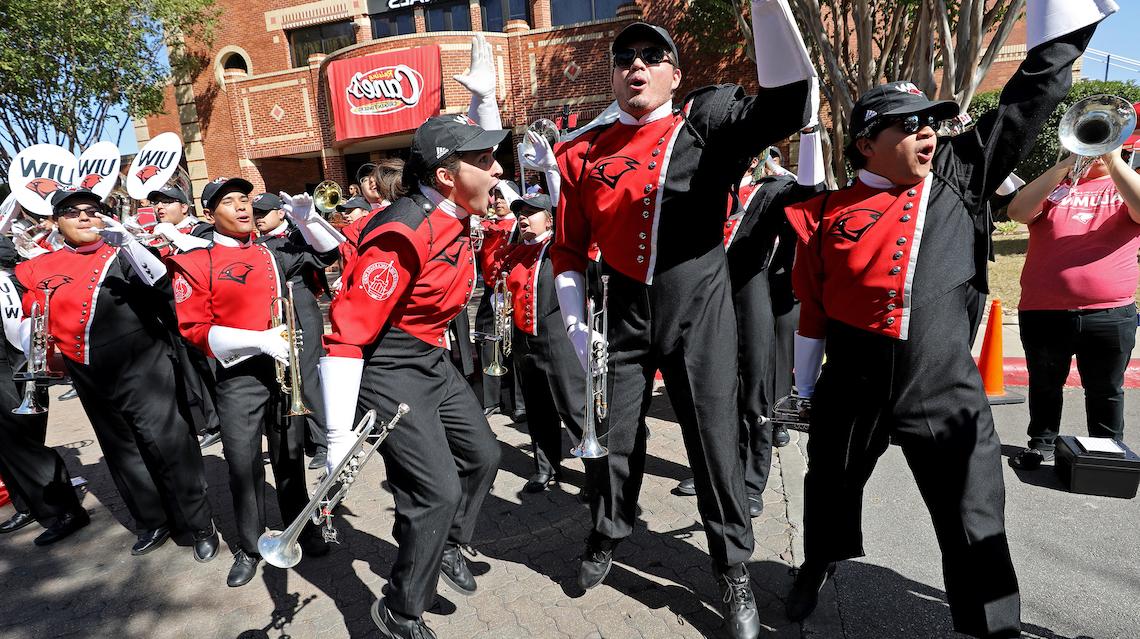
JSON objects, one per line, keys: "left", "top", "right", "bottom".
{"left": 80, "top": 174, "right": 102, "bottom": 190}
{"left": 831, "top": 208, "right": 882, "bottom": 242}
{"left": 361, "top": 260, "right": 399, "bottom": 302}
{"left": 590, "top": 156, "right": 639, "bottom": 189}
{"left": 37, "top": 275, "right": 73, "bottom": 292}
{"left": 136, "top": 165, "right": 161, "bottom": 182}
{"left": 218, "top": 262, "right": 254, "bottom": 284}
{"left": 25, "top": 178, "right": 60, "bottom": 198}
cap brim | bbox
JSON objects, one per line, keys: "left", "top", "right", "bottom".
{"left": 206, "top": 178, "right": 254, "bottom": 208}
{"left": 613, "top": 22, "right": 679, "bottom": 64}
{"left": 53, "top": 190, "right": 102, "bottom": 211}
{"left": 455, "top": 129, "right": 510, "bottom": 154}
{"left": 510, "top": 198, "right": 551, "bottom": 213}
{"left": 883, "top": 99, "right": 960, "bottom": 121}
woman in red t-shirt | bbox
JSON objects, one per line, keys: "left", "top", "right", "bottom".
{"left": 1007, "top": 147, "right": 1140, "bottom": 469}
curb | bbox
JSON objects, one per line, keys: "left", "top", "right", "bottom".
{"left": 977, "top": 357, "right": 1140, "bottom": 389}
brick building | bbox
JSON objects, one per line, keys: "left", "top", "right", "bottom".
{"left": 141, "top": 0, "right": 1041, "bottom": 200}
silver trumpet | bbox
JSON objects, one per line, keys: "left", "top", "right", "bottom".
{"left": 571, "top": 275, "right": 609, "bottom": 459}
{"left": 476, "top": 272, "right": 512, "bottom": 377}
{"left": 271, "top": 282, "right": 311, "bottom": 416}
{"left": 259, "top": 404, "right": 409, "bottom": 569}
{"left": 1052, "top": 94, "right": 1138, "bottom": 201}
{"left": 14, "top": 290, "right": 63, "bottom": 415}
{"left": 769, "top": 394, "right": 812, "bottom": 433}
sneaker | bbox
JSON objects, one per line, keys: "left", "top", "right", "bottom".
{"left": 1010, "top": 447, "right": 1054, "bottom": 470}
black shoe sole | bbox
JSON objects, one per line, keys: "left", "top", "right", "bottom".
{"left": 786, "top": 563, "right": 837, "bottom": 622}
{"left": 371, "top": 600, "right": 402, "bottom": 639}
{"left": 439, "top": 568, "right": 476, "bottom": 596}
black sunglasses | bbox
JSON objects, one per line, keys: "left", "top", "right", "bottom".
{"left": 57, "top": 205, "right": 105, "bottom": 219}
{"left": 858, "top": 113, "right": 938, "bottom": 139}
{"left": 613, "top": 46, "right": 673, "bottom": 69}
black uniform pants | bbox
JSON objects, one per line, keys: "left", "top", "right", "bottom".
{"left": 1019, "top": 304, "right": 1136, "bottom": 451}
{"left": 804, "top": 284, "right": 1019, "bottom": 638}
{"left": 0, "top": 376, "right": 80, "bottom": 525}
{"left": 511, "top": 317, "right": 586, "bottom": 477}
{"left": 769, "top": 269, "right": 798, "bottom": 404}
{"left": 215, "top": 357, "right": 310, "bottom": 554}
{"left": 293, "top": 290, "right": 328, "bottom": 455}
{"left": 357, "top": 329, "right": 500, "bottom": 618}
{"left": 594, "top": 252, "right": 753, "bottom": 570}
{"left": 66, "top": 338, "right": 213, "bottom": 533}
{"left": 732, "top": 267, "right": 775, "bottom": 498}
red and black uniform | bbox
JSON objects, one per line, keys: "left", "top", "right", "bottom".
{"left": 552, "top": 81, "right": 810, "bottom": 569}
{"left": 167, "top": 234, "right": 314, "bottom": 557}
{"left": 477, "top": 217, "right": 585, "bottom": 478}
{"left": 472, "top": 216, "right": 523, "bottom": 414}
{"left": 784, "top": 27, "right": 1097, "bottom": 638}
{"left": 256, "top": 223, "right": 338, "bottom": 458}
{"left": 15, "top": 240, "right": 213, "bottom": 536}
{"left": 324, "top": 189, "right": 500, "bottom": 620}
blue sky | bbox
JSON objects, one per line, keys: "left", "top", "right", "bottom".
{"left": 107, "top": 5, "right": 1139, "bottom": 157}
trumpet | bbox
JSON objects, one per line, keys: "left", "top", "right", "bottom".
{"left": 1053, "top": 94, "right": 1138, "bottom": 200}
{"left": 768, "top": 394, "right": 812, "bottom": 433}
{"left": 478, "top": 273, "right": 512, "bottom": 377}
{"left": 271, "top": 282, "right": 311, "bottom": 416}
{"left": 13, "top": 289, "right": 64, "bottom": 415}
{"left": 470, "top": 215, "right": 485, "bottom": 251}
{"left": 259, "top": 405, "right": 409, "bottom": 568}
{"left": 571, "top": 275, "right": 609, "bottom": 459}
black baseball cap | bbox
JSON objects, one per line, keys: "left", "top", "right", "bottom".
{"left": 200, "top": 177, "right": 254, "bottom": 210}
{"left": 251, "top": 193, "right": 283, "bottom": 212}
{"left": 356, "top": 163, "right": 377, "bottom": 183}
{"left": 407, "top": 115, "right": 509, "bottom": 179}
{"left": 50, "top": 188, "right": 102, "bottom": 212}
{"left": 850, "top": 82, "right": 959, "bottom": 139}
{"left": 147, "top": 185, "right": 189, "bottom": 204}
{"left": 509, "top": 193, "right": 552, "bottom": 213}
{"left": 613, "top": 22, "right": 680, "bottom": 68}
{"left": 336, "top": 195, "right": 371, "bottom": 212}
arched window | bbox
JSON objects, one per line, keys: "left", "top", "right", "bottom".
{"left": 221, "top": 53, "right": 249, "bottom": 74}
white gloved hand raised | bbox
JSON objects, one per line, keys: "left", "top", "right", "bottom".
{"left": 453, "top": 33, "right": 496, "bottom": 99}
{"left": 95, "top": 213, "right": 137, "bottom": 247}
{"left": 521, "top": 130, "right": 558, "bottom": 173}
{"left": 278, "top": 191, "right": 316, "bottom": 224}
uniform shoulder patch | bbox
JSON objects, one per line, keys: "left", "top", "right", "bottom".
{"left": 172, "top": 272, "right": 192, "bottom": 303}
{"left": 360, "top": 260, "right": 399, "bottom": 302}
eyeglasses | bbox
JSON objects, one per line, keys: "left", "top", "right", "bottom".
{"left": 857, "top": 113, "right": 938, "bottom": 139}
{"left": 57, "top": 206, "right": 104, "bottom": 219}
{"left": 613, "top": 46, "right": 673, "bottom": 69}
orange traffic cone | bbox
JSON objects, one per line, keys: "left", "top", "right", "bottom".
{"left": 977, "top": 298, "right": 1024, "bottom": 405}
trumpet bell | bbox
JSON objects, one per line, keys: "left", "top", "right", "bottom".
{"left": 483, "top": 360, "right": 507, "bottom": 377}
{"left": 257, "top": 528, "right": 303, "bottom": 569}
{"left": 570, "top": 436, "right": 608, "bottom": 459}
{"left": 520, "top": 118, "right": 561, "bottom": 160}
{"left": 1059, "top": 94, "right": 1137, "bottom": 158}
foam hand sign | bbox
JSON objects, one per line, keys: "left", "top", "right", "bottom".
{"left": 76, "top": 141, "right": 121, "bottom": 198}
{"left": 7, "top": 144, "right": 78, "bottom": 217}
{"left": 125, "top": 132, "right": 183, "bottom": 199}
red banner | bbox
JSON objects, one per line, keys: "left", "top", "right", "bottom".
{"left": 327, "top": 45, "right": 442, "bottom": 143}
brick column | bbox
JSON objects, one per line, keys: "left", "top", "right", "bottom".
{"left": 531, "top": 0, "right": 551, "bottom": 29}
{"left": 354, "top": 15, "right": 373, "bottom": 42}
{"left": 321, "top": 148, "right": 347, "bottom": 186}
{"left": 468, "top": 0, "right": 481, "bottom": 30}
{"left": 414, "top": 7, "right": 427, "bottom": 32}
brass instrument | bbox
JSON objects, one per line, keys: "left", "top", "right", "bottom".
{"left": 271, "top": 282, "right": 311, "bottom": 416}
{"left": 768, "top": 395, "right": 811, "bottom": 433}
{"left": 1054, "top": 94, "right": 1138, "bottom": 199}
{"left": 470, "top": 215, "right": 485, "bottom": 251}
{"left": 12, "top": 213, "right": 52, "bottom": 260}
{"left": 474, "top": 273, "right": 512, "bottom": 377}
{"left": 13, "top": 289, "right": 64, "bottom": 415}
{"left": 571, "top": 275, "right": 609, "bottom": 459}
{"left": 259, "top": 405, "right": 409, "bottom": 568}
{"left": 313, "top": 180, "right": 343, "bottom": 215}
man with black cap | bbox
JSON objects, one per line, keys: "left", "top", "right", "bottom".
{"left": 335, "top": 194, "right": 372, "bottom": 225}
{"left": 251, "top": 192, "right": 337, "bottom": 471}
{"left": 321, "top": 114, "right": 506, "bottom": 638}
{"left": 0, "top": 235, "right": 88, "bottom": 546}
{"left": 147, "top": 184, "right": 201, "bottom": 233}
{"left": 14, "top": 187, "right": 219, "bottom": 560}
{"left": 167, "top": 177, "right": 343, "bottom": 587}
{"left": 550, "top": 11, "right": 815, "bottom": 637}
{"left": 782, "top": 2, "right": 1116, "bottom": 636}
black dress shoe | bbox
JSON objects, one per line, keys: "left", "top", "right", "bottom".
{"left": 227, "top": 550, "right": 261, "bottom": 587}
{"left": 482, "top": 406, "right": 500, "bottom": 417}
{"left": 510, "top": 410, "right": 527, "bottom": 423}
{"left": 439, "top": 544, "right": 476, "bottom": 595}
{"left": 577, "top": 535, "right": 616, "bottom": 590}
{"left": 33, "top": 510, "right": 89, "bottom": 546}
{"left": 199, "top": 430, "right": 222, "bottom": 450}
{"left": 719, "top": 565, "right": 761, "bottom": 639}
{"left": 131, "top": 525, "right": 171, "bottom": 556}
{"left": 747, "top": 495, "right": 763, "bottom": 518}
{"left": 676, "top": 477, "right": 697, "bottom": 496}
{"left": 193, "top": 527, "right": 220, "bottom": 562}
{"left": 308, "top": 449, "right": 328, "bottom": 470}
{"left": 773, "top": 424, "right": 791, "bottom": 448}
{"left": 0, "top": 511, "right": 35, "bottom": 534}
{"left": 785, "top": 561, "right": 837, "bottom": 621}
{"left": 523, "top": 471, "right": 557, "bottom": 493}
{"left": 300, "top": 527, "right": 330, "bottom": 558}
{"left": 371, "top": 598, "right": 437, "bottom": 639}
{"left": 1010, "top": 447, "right": 1054, "bottom": 470}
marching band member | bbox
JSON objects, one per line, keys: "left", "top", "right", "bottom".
{"left": 475, "top": 181, "right": 525, "bottom": 420}
{"left": 251, "top": 193, "right": 338, "bottom": 471}
{"left": 167, "top": 177, "right": 342, "bottom": 587}
{"left": 476, "top": 192, "right": 588, "bottom": 493}
{"left": 147, "top": 185, "right": 203, "bottom": 233}
{"left": 0, "top": 237, "right": 88, "bottom": 545}
{"left": 15, "top": 188, "right": 218, "bottom": 560}
{"left": 335, "top": 158, "right": 404, "bottom": 296}
{"left": 321, "top": 116, "right": 505, "bottom": 638}
{"left": 782, "top": 2, "right": 1115, "bottom": 635}
{"left": 550, "top": 14, "right": 813, "bottom": 637}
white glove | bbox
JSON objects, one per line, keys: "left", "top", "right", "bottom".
{"left": 793, "top": 332, "right": 826, "bottom": 398}
{"left": 207, "top": 325, "right": 291, "bottom": 367}
{"left": 154, "top": 223, "right": 212, "bottom": 253}
{"left": 95, "top": 213, "right": 137, "bottom": 247}
{"left": 279, "top": 191, "right": 345, "bottom": 252}
{"left": 521, "top": 131, "right": 558, "bottom": 173}
{"left": 805, "top": 76, "right": 821, "bottom": 129}
{"left": 279, "top": 191, "right": 316, "bottom": 224}
{"left": 331, "top": 276, "right": 342, "bottom": 293}
{"left": 319, "top": 356, "right": 365, "bottom": 474}
{"left": 566, "top": 322, "right": 607, "bottom": 374}
{"left": 455, "top": 34, "right": 502, "bottom": 131}
{"left": 0, "top": 194, "right": 20, "bottom": 235}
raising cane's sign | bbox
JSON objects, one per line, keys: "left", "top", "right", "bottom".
{"left": 327, "top": 45, "right": 442, "bottom": 142}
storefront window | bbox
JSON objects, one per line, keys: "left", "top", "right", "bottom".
{"left": 288, "top": 21, "right": 356, "bottom": 67}
{"left": 425, "top": 1, "right": 471, "bottom": 31}
{"left": 371, "top": 10, "right": 417, "bottom": 37}
{"left": 550, "top": 0, "right": 625, "bottom": 26}
{"left": 479, "top": 0, "right": 528, "bottom": 32}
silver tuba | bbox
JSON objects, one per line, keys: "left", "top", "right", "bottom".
{"left": 1056, "top": 94, "right": 1138, "bottom": 195}
{"left": 259, "top": 404, "right": 409, "bottom": 568}
{"left": 571, "top": 275, "right": 609, "bottom": 459}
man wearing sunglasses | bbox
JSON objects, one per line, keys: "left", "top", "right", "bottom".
{"left": 782, "top": 2, "right": 1117, "bottom": 636}
{"left": 14, "top": 188, "right": 220, "bottom": 561}
{"left": 551, "top": 14, "right": 816, "bottom": 639}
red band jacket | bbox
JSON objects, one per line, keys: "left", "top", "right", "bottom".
{"left": 324, "top": 191, "right": 476, "bottom": 359}
{"left": 476, "top": 216, "right": 555, "bottom": 337}
{"left": 786, "top": 26, "right": 1097, "bottom": 341}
